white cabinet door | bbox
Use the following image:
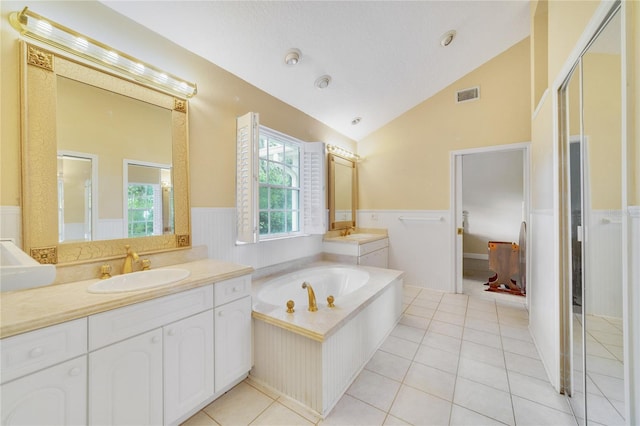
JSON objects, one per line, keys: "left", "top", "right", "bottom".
{"left": 359, "top": 247, "right": 389, "bottom": 268}
{"left": 214, "top": 296, "right": 251, "bottom": 392}
{"left": 1, "top": 356, "right": 87, "bottom": 426}
{"left": 164, "top": 310, "right": 214, "bottom": 425}
{"left": 89, "top": 328, "right": 163, "bottom": 426}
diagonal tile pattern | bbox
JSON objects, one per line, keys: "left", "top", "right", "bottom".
{"left": 182, "top": 283, "right": 580, "bottom": 426}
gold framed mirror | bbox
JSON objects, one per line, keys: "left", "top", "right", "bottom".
{"left": 328, "top": 153, "right": 357, "bottom": 230}
{"left": 20, "top": 42, "right": 191, "bottom": 265}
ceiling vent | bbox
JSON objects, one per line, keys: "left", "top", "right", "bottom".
{"left": 456, "top": 86, "right": 480, "bottom": 103}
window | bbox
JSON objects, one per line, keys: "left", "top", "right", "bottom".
{"left": 258, "top": 128, "right": 301, "bottom": 237}
{"left": 127, "top": 183, "right": 160, "bottom": 237}
{"left": 236, "top": 112, "right": 326, "bottom": 244}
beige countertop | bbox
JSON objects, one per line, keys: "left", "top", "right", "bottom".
{"left": 0, "top": 258, "right": 253, "bottom": 339}
{"left": 322, "top": 232, "right": 388, "bottom": 245}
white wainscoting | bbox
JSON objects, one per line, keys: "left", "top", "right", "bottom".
{"left": 95, "top": 219, "right": 124, "bottom": 241}
{"left": 357, "top": 210, "right": 452, "bottom": 291}
{"left": 0, "top": 206, "right": 21, "bottom": 247}
{"left": 585, "top": 209, "right": 623, "bottom": 318}
{"left": 191, "top": 208, "right": 323, "bottom": 270}
{"left": 527, "top": 209, "right": 559, "bottom": 389}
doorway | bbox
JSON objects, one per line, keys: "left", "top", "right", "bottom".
{"left": 450, "top": 142, "right": 531, "bottom": 303}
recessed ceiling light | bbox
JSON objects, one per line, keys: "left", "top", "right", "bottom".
{"left": 351, "top": 117, "right": 362, "bottom": 125}
{"left": 440, "top": 30, "right": 456, "bottom": 47}
{"left": 284, "top": 48, "right": 301, "bottom": 66}
{"left": 314, "top": 75, "right": 331, "bottom": 89}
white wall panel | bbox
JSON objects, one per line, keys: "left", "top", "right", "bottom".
{"left": 528, "top": 209, "right": 559, "bottom": 388}
{"left": 0, "top": 206, "right": 21, "bottom": 247}
{"left": 358, "top": 210, "right": 452, "bottom": 291}
{"left": 191, "top": 207, "right": 323, "bottom": 269}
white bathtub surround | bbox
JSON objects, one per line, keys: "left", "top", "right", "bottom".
{"left": 250, "top": 263, "right": 404, "bottom": 417}
{"left": 192, "top": 207, "right": 324, "bottom": 270}
{"left": 357, "top": 210, "right": 451, "bottom": 291}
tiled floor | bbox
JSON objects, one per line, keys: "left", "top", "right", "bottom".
{"left": 570, "top": 313, "right": 626, "bottom": 425}
{"left": 182, "top": 280, "right": 577, "bottom": 426}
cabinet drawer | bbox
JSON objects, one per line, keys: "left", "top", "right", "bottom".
{"left": 1, "top": 318, "right": 87, "bottom": 384}
{"left": 89, "top": 285, "right": 213, "bottom": 350}
{"left": 214, "top": 275, "right": 251, "bottom": 307}
{"left": 359, "top": 238, "right": 389, "bottom": 256}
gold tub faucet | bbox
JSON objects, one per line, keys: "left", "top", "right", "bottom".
{"left": 340, "top": 226, "right": 355, "bottom": 236}
{"left": 122, "top": 245, "right": 140, "bottom": 274}
{"left": 301, "top": 282, "right": 318, "bottom": 312}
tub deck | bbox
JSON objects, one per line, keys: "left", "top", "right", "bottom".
{"left": 250, "top": 263, "right": 404, "bottom": 417}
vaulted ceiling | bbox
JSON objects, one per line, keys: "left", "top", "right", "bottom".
{"left": 101, "top": 1, "right": 530, "bottom": 141}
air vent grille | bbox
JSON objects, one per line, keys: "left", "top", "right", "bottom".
{"left": 456, "top": 86, "right": 480, "bottom": 103}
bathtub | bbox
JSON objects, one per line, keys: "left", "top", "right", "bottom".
{"left": 250, "top": 263, "right": 404, "bottom": 418}
{"left": 254, "top": 266, "right": 370, "bottom": 310}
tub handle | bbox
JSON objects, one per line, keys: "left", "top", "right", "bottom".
{"left": 286, "top": 300, "right": 295, "bottom": 313}
{"left": 327, "top": 295, "right": 335, "bottom": 308}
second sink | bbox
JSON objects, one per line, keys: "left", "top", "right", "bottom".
{"left": 88, "top": 268, "right": 191, "bottom": 293}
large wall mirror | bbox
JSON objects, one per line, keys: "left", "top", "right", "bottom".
{"left": 328, "top": 153, "right": 357, "bottom": 230}
{"left": 559, "top": 3, "right": 625, "bottom": 424}
{"left": 20, "top": 42, "right": 191, "bottom": 264}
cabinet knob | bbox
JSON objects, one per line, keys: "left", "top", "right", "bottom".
{"left": 29, "top": 347, "right": 44, "bottom": 358}
{"left": 69, "top": 367, "right": 81, "bottom": 377}
{"left": 218, "top": 311, "right": 224, "bottom": 317}
{"left": 151, "top": 336, "right": 160, "bottom": 344}
{"left": 167, "top": 329, "right": 176, "bottom": 336}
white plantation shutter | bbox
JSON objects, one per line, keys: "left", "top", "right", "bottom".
{"left": 302, "top": 142, "right": 326, "bottom": 235}
{"left": 236, "top": 112, "right": 259, "bottom": 244}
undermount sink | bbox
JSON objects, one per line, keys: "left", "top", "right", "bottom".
{"left": 87, "top": 268, "right": 191, "bottom": 294}
{"left": 1, "top": 240, "right": 56, "bottom": 292}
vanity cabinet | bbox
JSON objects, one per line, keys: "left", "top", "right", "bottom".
{"left": 213, "top": 275, "right": 252, "bottom": 393}
{"left": 215, "top": 296, "right": 251, "bottom": 392}
{"left": 323, "top": 236, "right": 389, "bottom": 268}
{"left": 1, "top": 273, "right": 252, "bottom": 426}
{"left": 1, "top": 356, "right": 87, "bottom": 425}
{"left": 1, "top": 318, "right": 88, "bottom": 426}
{"left": 88, "top": 285, "right": 214, "bottom": 425}
{"left": 89, "top": 329, "right": 163, "bottom": 426}
{"left": 164, "top": 310, "right": 214, "bottom": 424}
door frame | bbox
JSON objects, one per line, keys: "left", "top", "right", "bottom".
{"left": 449, "top": 142, "right": 531, "bottom": 297}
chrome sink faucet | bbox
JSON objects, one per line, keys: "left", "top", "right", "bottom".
{"left": 122, "top": 245, "right": 140, "bottom": 274}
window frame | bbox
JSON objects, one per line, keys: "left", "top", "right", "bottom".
{"left": 257, "top": 126, "right": 304, "bottom": 240}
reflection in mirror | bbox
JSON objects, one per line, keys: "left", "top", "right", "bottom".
{"left": 57, "top": 75, "right": 173, "bottom": 242}
{"left": 561, "top": 5, "right": 624, "bottom": 424}
{"left": 582, "top": 7, "right": 624, "bottom": 424}
{"left": 125, "top": 163, "right": 173, "bottom": 238}
{"left": 20, "top": 42, "right": 192, "bottom": 264}
{"left": 57, "top": 152, "right": 96, "bottom": 243}
{"left": 328, "top": 153, "right": 356, "bottom": 230}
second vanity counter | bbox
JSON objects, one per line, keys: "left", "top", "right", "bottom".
{"left": 0, "top": 258, "right": 253, "bottom": 339}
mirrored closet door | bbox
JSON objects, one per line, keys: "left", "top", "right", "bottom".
{"left": 560, "top": 3, "right": 625, "bottom": 425}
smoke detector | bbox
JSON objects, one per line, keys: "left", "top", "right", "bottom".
{"left": 284, "top": 49, "right": 301, "bottom": 66}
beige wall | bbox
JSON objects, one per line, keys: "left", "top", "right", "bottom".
{"left": 358, "top": 37, "right": 531, "bottom": 210}
{"left": 0, "top": 1, "right": 356, "bottom": 211}
{"left": 530, "top": 0, "right": 600, "bottom": 211}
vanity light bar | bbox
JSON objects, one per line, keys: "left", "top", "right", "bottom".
{"left": 327, "top": 144, "right": 360, "bottom": 161}
{"left": 9, "top": 7, "right": 198, "bottom": 98}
